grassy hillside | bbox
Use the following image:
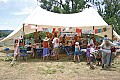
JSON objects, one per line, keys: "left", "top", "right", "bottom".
{"left": 0, "top": 30, "right": 13, "bottom": 38}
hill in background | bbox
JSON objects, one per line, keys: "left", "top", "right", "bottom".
{"left": 0, "top": 30, "right": 13, "bottom": 38}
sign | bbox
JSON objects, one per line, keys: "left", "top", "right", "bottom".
{"left": 82, "top": 30, "right": 94, "bottom": 34}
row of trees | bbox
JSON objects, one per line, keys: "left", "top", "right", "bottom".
{"left": 38, "top": 0, "right": 120, "bottom": 34}
{"left": 0, "top": 30, "right": 13, "bottom": 38}
{"left": 0, "top": 32, "right": 10, "bottom": 38}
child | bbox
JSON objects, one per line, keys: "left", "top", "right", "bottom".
{"left": 86, "top": 44, "right": 90, "bottom": 65}
{"left": 35, "top": 43, "right": 40, "bottom": 49}
{"left": 111, "top": 46, "right": 116, "bottom": 56}
{"left": 74, "top": 42, "right": 80, "bottom": 62}
{"left": 26, "top": 43, "right": 34, "bottom": 58}
{"left": 96, "top": 47, "right": 102, "bottom": 66}
{"left": 11, "top": 39, "right": 20, "bottom": 66}
{"left": 90, "top": 44, "right": 96, "bottom": 69}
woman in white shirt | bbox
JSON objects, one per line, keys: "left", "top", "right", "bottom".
{"left": 100, "top": 38, "right": 115, "bottom": 68}
{"left": 52, "top": 34, "right": 60, "bottom": 60}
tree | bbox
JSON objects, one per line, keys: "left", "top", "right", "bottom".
{"left": 38, "top": 0, "right": 120, "bottom": 34}
{"left": 88, "top": 0, "right": 120, "bottom": 34}
{"left": 38, "top": 0, "right": 86, "bottom": 13}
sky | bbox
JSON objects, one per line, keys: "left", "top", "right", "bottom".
{"left": 0, "top": 0, "right": 102, "bottom": 30}
{"left": 0, "top": 0, "right": 37, "bottom": 30}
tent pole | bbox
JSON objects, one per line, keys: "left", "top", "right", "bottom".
{"left": 36, "top": 25, "right": 37, "bottom": 32}
{"left": 23, "top": 23, "right": 25, "bottom": 47}
{"left": 112, "top": 25, "right": 113, "bottom": 41}
{"left": 93, "top": 26, "right": 94, "bottom": 37}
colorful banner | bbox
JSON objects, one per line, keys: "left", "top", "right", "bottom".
{"left": 95, "top": 29, "right": 98, "bottom": 34}
{"left": 98, "top": 29, "right": 101, "bottom": 33}
{"left": 52, "top": 28, "right": 56, "bottom": 33}
{"left": 37, "top": 27, "right": 43, "bottom": 31}
{"left": 94, "top": 27, "right": 109, "bottom": 34}
{"left": 42, "top": 28, "right": 48, "bottom": 32}
{"left": 48, "top": 28, "right": 52, "bottom": 33}
{"left": 27, "top": 24, "right": 111, "bottom": 35}
{"left": 76, "top": 28, "right": 82, "bottom": 33}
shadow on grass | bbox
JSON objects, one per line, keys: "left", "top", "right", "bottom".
{"left": 19, "top": 54, "right": 87, "bottom": 63}
{"left": 102, "top": 68, "right": 117, "bottom": 71}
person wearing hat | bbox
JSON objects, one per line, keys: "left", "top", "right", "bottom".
{"left": 42, "top": 37, "right": 50, "bottom": 61}
{"left": 74, "top": 42, "right": 80, "bottom": 62}
{"left": 100, "top": 36, "right": 116, "bottom": 69}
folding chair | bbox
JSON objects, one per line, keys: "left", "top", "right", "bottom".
{"left": 26, "top": 46, "right": 33, "bottom": 58}
{"left": 35, "top": 48, "right": 43, "bottom": 58}
{"left": 4, "top": 48, "right": 14, "bottom": 61}
{"left": 65, "top": 46, "right": 74, "bottom": 59}
{"left": 20, "top": 49, "right": 27, "bottom": 61}
{"left": 4, "top": 48, "right": 10, "bottom": 54}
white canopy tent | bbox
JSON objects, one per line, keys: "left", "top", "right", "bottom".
{"left": 24, "top": 6, "right": 108, "bottom": 27}
{"left": 0, "top": 6, "right": 119, "bottom": 45}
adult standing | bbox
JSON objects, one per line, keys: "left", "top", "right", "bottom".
{"left": 42, "top": 37, "right": 50, "bottom": 61}
{"left": 74, "top": 35, "right": 78, "bottom": 42}
{"left": 52, "top": 34, "right": 60, "bottom": 60}
{"left": 62, "top": 34, "right": 66, "bottom": 44}
{"left": 38, "top": 35, "right": 43, "bottom": 47}
{"left": 100, "top": 37, "right": 115, "bottom": 68}
{"left": 90, "top": 37, "right": 94, "bottom": 45}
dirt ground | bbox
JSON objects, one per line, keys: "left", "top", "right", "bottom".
{"left": 0, "top": 47, "right": 120, "bottom": 80}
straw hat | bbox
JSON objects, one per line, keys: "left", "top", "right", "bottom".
{"left": 44, "top": 37, "right": 49, "bottom": 41}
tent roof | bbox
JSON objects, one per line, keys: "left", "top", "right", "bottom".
{"left": 24, "top": 6, "right": 108, "bottom": 27}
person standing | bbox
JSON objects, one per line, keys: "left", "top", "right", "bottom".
{"left": 11, "top": 39, "right": 20, "bottom": 66}
{"left": 86, "top": 44, "right": 90, "bottom": 65}
{"left": 42, "top": 37, "right": 50, "bottom": 61}
{"left": 74, "top": 35, "right": 78, "bottom": 42}
{"left": 100, "top": 38, "right": 116, "bottom": 69}
{"left": 52, "top": 34, "right": 60, "bottom": 60}
{"left": 38, "top": 35, "right": 43, "bottom": 47}
{"left": 62, "top": 34, "right": 66, "bottom": 44}
{"left": 74, "top": 42, "right": 80, "bottom": 62}
{"left": 90, "top": 37, "right": 94, "bottom": 45}
{"left": 89, "top": 44, "right": 96, "bottom": 69}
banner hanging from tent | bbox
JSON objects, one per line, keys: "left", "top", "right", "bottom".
{"left": 94, "top": 27, "right": 111, "bottom": 34}
{"left": 25, "top": 24, "right": 112, "bottom": 39}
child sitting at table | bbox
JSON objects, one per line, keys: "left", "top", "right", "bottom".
{"left": 74, "top": 42, "right": 80, "bottom": 62}
{"left": 35, "top": 43, "right": 40, "bottom": 49}
{"left": 26, "top": 43, "right": 34, "bottom": 58}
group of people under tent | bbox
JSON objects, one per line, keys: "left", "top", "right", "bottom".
{"left": 10, "top": 33, "right": 118, "bottom": 69}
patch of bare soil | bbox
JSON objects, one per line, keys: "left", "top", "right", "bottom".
{"left": 0, "top": 51, "right": 120, "bottom": 80}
